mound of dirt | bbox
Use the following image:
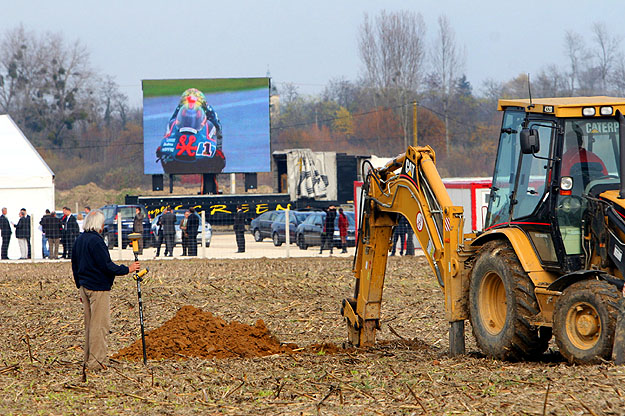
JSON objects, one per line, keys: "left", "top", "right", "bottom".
{"left": 113, "top": 305, "right": 298, "bottom": 361}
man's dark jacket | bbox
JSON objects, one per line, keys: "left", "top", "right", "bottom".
{"left": 161, "top": 211, "right": 176, "bottom": 235}
{"left": 72, "top": 231, "right": 129, "bottom": 291}
{"left": 324, "top": 208, "right": 337, "bottom": 233}
{"left": 15, "top": 216, "right": 30, "bottom": 239}
{"left": 133, "top": 212, "right": 144, "bottom": 233}
{"left": 41, "top": 215, "right": 62, "bottom": 239}
{"left": 187, "top": 213, "right": 200, "bottom": 236}
{"left": 234, "top": 210, "right": 245, "bottom": 231}
{"left": 0, "top": 214, "right": 11, "bottom": 237}
{"left": 63, "top": 214, "right": 80, "bottom": 238}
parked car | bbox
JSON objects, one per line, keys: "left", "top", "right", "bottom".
{"left": 270, "top": 211, "right": 314, "bottom": 246}
{"left": 151, "top": 210, "right": 212, "bottom": 248}
{"left": 295, "top": 211, "right": 356, "bottom": 250}
{"left": 250, "top": 210, "right": 281, "bottom": 242}
{"left": 99, "top": 205, "right": 153, "bottom": 248}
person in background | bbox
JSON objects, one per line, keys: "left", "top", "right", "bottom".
{"left": 234, "top": 205, "right": 246, "bottom": 253}
{"left": 72, "top": 210, "right": 139, "bottom": 377}
{"left": 0, "top": 207, "right": 11, "bottom": 259}
{"left": 153, "top": 214, "right": 164, "bottom": 257}
{"left": 62, "top": 207, "right": 80, "bottom": 259}
{"left": 405, "top": 220, "right": 415, "bottom": 256}
{"left": 40, "top": 209, "right": 50, "bottom": 258}
{"left": 180, "top": 210, "right": 189, "bottom": 256}
{"left": 77, "top": 213, "right": 84, "bottom": 233}
{"left": 84, "top": 206, "right": 91, "bottom": 215}
{"left": 187, "top": 208, "right": 200, "bottom": 256}
{"left": 390, "top": 216, "right": 408, "bottom": 256}
{"left": 15, "top": 208, "right": 30, "bottom": 259}
{"left": 132, "top": 207, "right": 144, "bottom": 255}
{"left": 41, "top": 210, "right": 61, "bottom": 259}
{"left": 338, "top": 207, "right": 349, "bottom": 254}
{"left": 160, "top": 207, "right": 176, "bottom": 257}
{"left": 320, "top": 205, "right": 337, "bottom": 255}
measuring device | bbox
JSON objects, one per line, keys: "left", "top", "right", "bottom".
{"left": 129, "top": 233, "right": 149, "bottom": 365}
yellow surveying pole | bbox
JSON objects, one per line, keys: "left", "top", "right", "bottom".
{"left": 412, "top": 101, "right": 418, "bottom": 146}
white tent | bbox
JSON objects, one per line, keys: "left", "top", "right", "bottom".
{"left": 0, "top": 115, "right": 55, "bottom": 260}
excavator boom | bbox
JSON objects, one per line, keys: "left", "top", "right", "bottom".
{"left": 341, "top": 146, "right": 475, "bottom": 354}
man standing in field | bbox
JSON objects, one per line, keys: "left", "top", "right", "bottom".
{"left": 0, "top": 207, "right": 12, "bottom": 259}
{"left": 14, "top": 208, "right": 30, "bottom": 259}
{"left": 186, "top": 208, "right": 200, "bottom": 256}
{"left": 160, "top": 207, "right": 176, "bottom": 257}
{"left": 42, "top": 210, "right": 62, "bottom": 260}
{"left": 72, "top": 210, "right": 139, "bottom": 377}
{"left": 234, "top": 205, "right": 246, "bottom": 253}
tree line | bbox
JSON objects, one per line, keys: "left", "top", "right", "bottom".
{"left": 0, "top": 25, "right": 143, "bottom": 189}
{"left": 1, "top": 15, "right": 624, "bottom": 190}
{"left": 273, "top": 13, "right": 625, "bottom": 177}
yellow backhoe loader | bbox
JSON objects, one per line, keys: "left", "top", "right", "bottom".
{"left": 341, "top": 97, "right": 625, "bottom": 363}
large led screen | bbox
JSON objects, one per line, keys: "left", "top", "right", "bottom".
{"left": 143, "top": 78, "right": 270, "bottom": 174}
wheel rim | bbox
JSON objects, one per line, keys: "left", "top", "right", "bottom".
{"left": 478, "top": 271, "right": 507, "bottom": 335}
{"left": 254, "top": 230, "right": 260, "bottom": 241}
{"left": 273, "top": 234, "right": 279, "bottom": 244}
{"left": 565, "top": 301, "right": 601, "bottom": 350}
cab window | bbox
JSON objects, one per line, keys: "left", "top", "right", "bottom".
{"left": 512, "top": 121, "right": 554, "bottom": 219}
{"left": 484, "top": 110, "right": 524, "bottom": 228}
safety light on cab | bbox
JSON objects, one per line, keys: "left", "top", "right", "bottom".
{"left": 560, "top": 176, "right": 573, "bottom": 195}
{"left": 600, "top": 106, "right": 614, "bottom": 116}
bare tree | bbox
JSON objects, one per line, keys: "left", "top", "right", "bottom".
{"left": 592, "top": 22, "right": 620, "bottom": 94}
{"left": 430, "top": 14, "right": 465, "bottom": 155}
{"left": 358, "top": 10, "right": 427, "bottom": 149}
{"left": 564, "top": 31, "right": 588, "bottom": 95}
{"left": 0, "top": 26, "right": 98, "bottom": 146}
{"left": 610, "top": 54, "right": 625, "bottom": 96}
{"left": 534, "top": 65, "right": 567, "bottom": 97}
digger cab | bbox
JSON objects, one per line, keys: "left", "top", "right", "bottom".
{"left": 483, "top": 97, "right": 625, "bottom": 274}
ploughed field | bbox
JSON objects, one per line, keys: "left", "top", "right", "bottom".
{"left": 1, "top": 257, "right": 624, "bottom": 415}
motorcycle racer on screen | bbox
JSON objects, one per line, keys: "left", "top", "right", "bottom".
{"left": 156, "top": 88, "right": 225, "bottom": 174}
{"left": 169, "top": 88, "right": 223, "bottom": 144}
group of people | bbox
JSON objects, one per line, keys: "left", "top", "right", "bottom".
{"left": 390, "top": 216, "right": 415, "bottom": 256}
{"left": 0, "top": 207, "right": 32, "bottom": 259}
{"left": 40, "top": 207, "right": 82, "bottom": 260}
{"left": 319, "top": 206, "right": 349, "bottom": 255}
{"left": 153, "top": 207, "right": 201, "bottom": 257}
{"left": 0, "top": 206, "right": 82, "bottom": 260}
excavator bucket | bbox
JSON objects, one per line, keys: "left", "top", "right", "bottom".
{"left": 612, "top": 302, "right": 625, "bottom": 364}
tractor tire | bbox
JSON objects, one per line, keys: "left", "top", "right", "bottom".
{"left": 272, "top": 232, "right": 282, "bottom": 247}
{"left": 297, "top": 234, "right": 308, "bottom": 250}
{"left": 553, "top": 279, "right": 621, "bottom": 364}
{"left": 253, "top": 229, "right": 263, "bottom": 242}
{"left": 469, "top": 240, "right": 550, "bottom": 361}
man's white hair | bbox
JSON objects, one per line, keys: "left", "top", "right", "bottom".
{"left": 83, "top": 209, "right": 105, "bottom": 232}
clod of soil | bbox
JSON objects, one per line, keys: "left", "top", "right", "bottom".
{"left": 113, "top": 305, "right": 298, "bottom": 360}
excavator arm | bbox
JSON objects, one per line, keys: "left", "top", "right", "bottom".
{"left": 340, "top": 146, "right": 475, "bottom": 354}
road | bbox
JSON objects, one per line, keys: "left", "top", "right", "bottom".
{"left": 5, "top": 233, "right": 422, "bottom": 263}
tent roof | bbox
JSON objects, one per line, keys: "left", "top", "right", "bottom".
{"left": 0, "top": 115, "right": 54, "bottom": 179}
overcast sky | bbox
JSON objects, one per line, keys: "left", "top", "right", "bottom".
{"left": 2, "top": 0, "right": 624, "bottom": 106}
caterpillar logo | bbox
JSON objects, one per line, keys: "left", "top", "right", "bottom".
{"left": 403, "top": 158, "right": 416, "bottom": 178}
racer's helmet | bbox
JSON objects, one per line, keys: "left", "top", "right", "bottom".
{"left": 177, "top": 103, "right": 206, "bottom": 131}
{"left": 180, "top": 88, "right": 207, "bottom": 108}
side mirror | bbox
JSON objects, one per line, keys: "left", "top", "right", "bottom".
{"left": 520, "top": 128, "right": 540, "bottom": 154}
